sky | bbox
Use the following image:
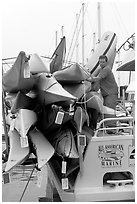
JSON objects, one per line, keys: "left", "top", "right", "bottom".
{"left": 1, "top": 0, "right": 135, "bottom": 85}
{"left": 2, "top": 0, "right": 135, "bottom": 57}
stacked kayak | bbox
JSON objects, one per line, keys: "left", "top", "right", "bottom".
{"left": 2, "top": 33, "right": 119, "bottom": 174}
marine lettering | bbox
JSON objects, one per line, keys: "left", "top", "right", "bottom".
{"left": 101, "top": 160, "right": 122, "bottom": 167}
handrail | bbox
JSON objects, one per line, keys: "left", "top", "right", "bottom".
{"left": 107, "top": 179, "right": 133, "bottom": 187}
{"left": 98, "top": 126, "right": 133, "bottom": 131}
{"left": 94, "top": 116, "right": 133, "bottom": 137}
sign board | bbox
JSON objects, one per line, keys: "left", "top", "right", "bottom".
{"left": 98, "top": 144, "right": 124, "bottom": 168}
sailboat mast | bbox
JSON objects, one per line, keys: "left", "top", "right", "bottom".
{"left": 55, "top": 31, "right": 58, "bottom": 48}
{"left": 91, "top": 32, "right": 96, "bottom": 53}
{"left": 76, "top": 13, "right": 79, "bottom": 63}
{"left": 97, "top": 2, "right": 101, "bottom": 43}
{"left": 61, "top": 26, "right": 64, "bottom": 38}
{"left": 82, "top": 3, "right": 85, "bottom": 66}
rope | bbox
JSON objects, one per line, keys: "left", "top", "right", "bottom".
{"left": 79, "top": 106, "right": 83, "bottom": 133}
{"left": 76, "top": 94, "right": 95, "bottom": 104}
{"left": 83, "top": 81, "right": 87, "bottom": 110}
{"left": 19, "top": 166, "right": 35, "bottom": 202}
{"left": 77, "top": 93, "right": 103, "bottom": 113}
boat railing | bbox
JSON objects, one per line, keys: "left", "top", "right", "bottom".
{"left": 94, "top": 116, "right": 134, "bottom": 137}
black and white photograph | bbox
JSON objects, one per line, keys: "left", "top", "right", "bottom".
{"left": 2, "top": 0, "right": 135, "bottom": 202}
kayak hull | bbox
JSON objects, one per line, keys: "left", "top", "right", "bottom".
{"left": 5, "top": 129, "right": 30, "bottom": 172}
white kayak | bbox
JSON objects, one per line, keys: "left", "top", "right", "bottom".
{"left": 2, "top": 51, "right": 35, "bottom": 93}
{"left": 63, "top": 81, "right": 91, "bottom": 100}
{"left": 37, "top": 73, "right": 77, "bottom": 105}
{"left": 86, "top": 31, "right": 117, "bottom": 76}
{"left": 53, "top": 63, "right": 90, "bottom": 84}
{"left": 86, "top": 91, "right": 104, "bottom": 112}
{"left": 86, "top": 91, "right": 123, "bottom": 115}
{"left": 14, "top": 109, "right": 37, "bottom": 137}
{"left": 29, "top": 127, "right": 55, "bottom": 169}
{"left": 29, "top": 53, "right": 49, "bottom": 74}
{"left": 5, "top": 129, "right": 30, "bottom": 172}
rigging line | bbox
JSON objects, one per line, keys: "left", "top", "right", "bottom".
{"left": 70, "top": 3, "right": 88, "bottom": 63}
{"left": 19, "top": 166, "right": 35, "bottom": 202}
{"left": 2, "top": 61, "right": 11, "bottom": 68}
{"left": 64, "top": 17, "right": 77, "bottom": 62}
{"left": 85, "top": 8, "right": 94, "bottom": 33}
{"left": 2, "top": 57, "right": 16, "bottom": 61}
{"left": 2, "top": 61, "right": 14, "bottom": 65}
{"left": 84, "top": 10, "right": 95, "bottom": 56}
{"left": 47, "top": 32, "right": 58, "bottom": 58}
{"left": 42, "top": 55, "right": 76, "bottom": 64}
{"left": 41, "top": 55, "right": 52, "bottom": 60}
{"left": 86, "top": 8, "right": 98, "bottom": 57}
{"left": 85, "top": 9, "right": 95, "bottom": 37}
{"left": 109, "top": 4, "right": 126, "bottom": 42}
{"left": 66, "top": 7, "right": 82, "bottom": 63}
{"left": 65, "top": 7, "right": 82, "bottom": 65}
{"left": 68, "top": 20, "right": 82, "bottom": 63}
{"left": 112, "top": 3, "right": 129, "bottom": 37}
{"left": 69, "top": 3, "right": 88, "bottom": 63}
{"left": 2, "top": 54, "right": 32, "bottom": 62}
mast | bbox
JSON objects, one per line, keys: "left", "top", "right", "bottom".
{"left": 91, "top": 32, "right": 96, "bottom": 54}
{"left": 97, "top": 2, "right": 101, "bottom": 43}
{"left": 61, "top": 26, "right": 64, "bottom": 38}
{"left": 55, "top": 31, "right": 58, "bottom": 48}
{"left": 76, "top": 13, "right": 79, "bottom": 63}
{"left": 82, "top": 3, "right": 85, "bottom": 66}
